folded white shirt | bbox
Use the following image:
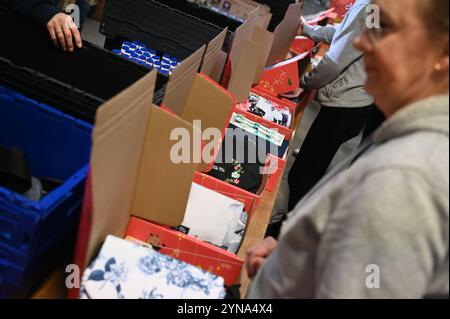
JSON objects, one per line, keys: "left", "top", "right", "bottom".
{"left": 182, "top": 183, "right": 247, "bottom": 253}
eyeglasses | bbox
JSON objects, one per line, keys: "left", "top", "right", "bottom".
{"left": 364, "top": 25, "right": 393, "bottom": 44}
{"left": 364, "top": 23, "right": 426, "bottom": 45}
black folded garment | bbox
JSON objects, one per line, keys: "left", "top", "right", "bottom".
{"left": 208, "top": 129, "right": 266, "bottom": 194}
{"left": 0, "top": 145, "right": 63, "bottom": 199}
{"left": 0, "top": 146, "right": 32, "bottom": 193}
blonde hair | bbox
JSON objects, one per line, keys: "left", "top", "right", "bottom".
{"left": 417, "top": 0, "right": 449, "bottom": 36}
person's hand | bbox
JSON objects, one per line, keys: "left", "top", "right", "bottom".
{"left": 280, "top": 87, "right": 305, "bottom": 100}
{"left": 47, "top": 13, "right": 82, "bottom": 52}
{"left": 246, "top": 237, "right": 278, "bottom": 279}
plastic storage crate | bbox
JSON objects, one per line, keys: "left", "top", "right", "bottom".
{"left": 0, "top": 6, "right": 167, "bottom": 123}
{"left": 100, "top": 0, "right": 228, "bottom": 60}
{"left": 156, "top": 0, "right": 241, "bottom": 33}
{"left": 0, "top": 86, "right": 92, "bottom": 298}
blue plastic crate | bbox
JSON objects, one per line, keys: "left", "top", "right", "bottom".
{"left": 0, "top": 85, "right": 92, "bottom": 298}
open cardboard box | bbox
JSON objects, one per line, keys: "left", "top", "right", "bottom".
{"left": 69, "top": 32, "right": 288, "bottom": 296}
{"left": 291, "top": 36, "right": 316, "bottom": 56}
{"left": 69, "top": 4, "right": 298, "bottom": 296}
{"left": 235, "top": 87, "right": 298, "bottom": 131}
{"left": 216, "top": 0, "right": 272, "bottom": 30}
{"left": 69, "top": 67, "right": 245, "bottom": 294}
{"left": 221, "top": 3, "right": 303, "bottom": 101}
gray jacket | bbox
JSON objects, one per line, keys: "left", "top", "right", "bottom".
{"left": 302, "top": 0, "right": 374, "bottom": 108}
{"left": 248, "top": 95, "right": 449, "bottom": 299}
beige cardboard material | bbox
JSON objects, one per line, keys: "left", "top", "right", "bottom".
{"left": 210, "top": 50, "right": 228, "bottom": 82}
{"left": 227, "top": 39, "right": 261, "bottom": 102}
{"left": 201, "top": 29, "right": 228, "bottom": 82}
{"left": 87, "top": 70, "right": 199, "bottom": 264}
{"left": 217, "top": 0, "right": 271, "bottom": 29}
{"left": 181, "top": 74, "right": 236, "bottom": 171}
{"left": 182, "top": 74, "right": 235, "bottom": 134}
{"left": 266, "top": 3, "right": 302, "bottom": 66}
{"left": 251, "top": 26, "right": 274, "bottom": 84}
{"left": 94, "top": 71, "right": 155, "bottom": 133}
{"left": 88, "top": 71, "right": 158, "bottom": 264}
{"left": 232, "top": 7, "right": 259, "bottom": 49}
{"left": 163, "top": 45, "right": 206, "bottom": 115}
{"left": 132, "top": 107, "right": 200, "bottom": 227}
{"left": 261, "top": 12, "right": 272, "bottom": 30}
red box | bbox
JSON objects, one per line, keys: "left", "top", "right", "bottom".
{"left": 237, "top": 88, "right": 298, "bottom": 130}
{"left": 305, "top": 8, "right": 338, "bottom": 26}
{"left": 193, "top": 172, "right": 259, "bottom": 214}
{"left": 126, "top": 217, "right": 244, "bottom": 286}
{"left": 291, "top": 36, "right": 316, "bottom": 56}
{"left": 256, "top": 58, "right": 300, "bottom": 96}
{"left": 263, "top": 154, "right": 286, "bottom": 193}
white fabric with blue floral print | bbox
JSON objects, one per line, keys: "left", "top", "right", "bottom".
{"left": 80, "top": 235, "right": 226, "bottom": 299}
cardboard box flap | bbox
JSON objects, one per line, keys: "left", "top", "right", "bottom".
{"left": 132, "top": 107, "right": 200, "bottom": 227}
{"left": 94, "top": 71, "right": 157, "bottom": 132}
{"left": 181, "top": 73, "right": 236, "bottom": 170}
{"left": 251, "top": 26, "right": 274, "bottom": 84}
{"left": 266, "top": 3, "right": 302, "bottom": 66}
{"left": 162, "top": 45, "right": 206, "bottom": 116}
{"left": 210, "top": 50, "right": 228, "bottom": 83}
{"left": 182, "top": 74, "right": 235, "bottom": 131}
{"left": 233, "top": 7, "right": 259, "bottom": 46}
{"left": 87, "top": 71, "right": 158, "bottom": 264}
{"left": 228, "top": 38, "right": 261, "bottom": 102}
{"left": 201, "top": 28, "right": 228, "bottom": 82}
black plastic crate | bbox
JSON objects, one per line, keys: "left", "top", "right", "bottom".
{"left": 100, "top": 0, "right": 227, "bottom": 60}
{"left": 156, "top": 0, "right": 242, "bottom": 31}
{"left": 0, "top": 6, "right": 167, "bottom": 123}
{"left": 0, "top": 57, "right": 102, "bottom": 124}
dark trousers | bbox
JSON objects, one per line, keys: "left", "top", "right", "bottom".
{"left": 265, "top": 104, "right": 385, "bottom": 239}
{"left": 362, "top": 105, "right": 386, "bottom": 141}
{"left": 287, "top": 104, "right": 373, "bottom": 211}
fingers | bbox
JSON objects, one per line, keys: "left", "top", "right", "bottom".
{"left": 248, "top": 237, "right": 278, "bottom": 259}
{"left": 71, "top": 25, "right": 83, "bottom": 49}
{"left": 246, "top": 237, "right": 278, "bottom": 279}
{"left": 47, "top": 23, "right": 58, "bottom": 48}
{"left": 62, "top": 23, "right": 74, "bottom": 52}
{"left": 47, "top": 13, "right": 82, "bottom": 52}
{"left": 247, "top": 257, "right": 266, "bottom": 279}
{"left": 56, "top": 26, "right": 67, "bottom": 51}
{"left": 67, "top": 15, "right": 82, "bottom": 49}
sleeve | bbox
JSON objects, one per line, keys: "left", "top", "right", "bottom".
{"left": 3, "top": 0, "right": 60, "bottom": 26}
{"left": 314, "top": 169, "right": 446, "bottom": 299}
{"left": 302, "top": 23, "right": 336, "bottom": 44}
{"left": 76, "top": 0, "right": 90, "bottom": 26}
{"left": 300, "top": 5, "right": 366, "bottom": 91}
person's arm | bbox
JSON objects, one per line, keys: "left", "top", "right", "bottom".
{"left": 3, "top": 0, "right": 60, "bottom": 26}
{"left": 302, "top": 23, "right": 336, "bottom": 44}
{"left": 248, "top": 168, "right": 446, "bottom": 299}
{"left": 301, "top": 4, "right": 366, "bottom": 91}
{"left": 76, "top": 0, "right": 90, "bottom": 26}
{"left": 314, "top": 169, "right": 446, "bottom": 298}
{"left": 3, "top": 0, "right": 84, "bottom": 51}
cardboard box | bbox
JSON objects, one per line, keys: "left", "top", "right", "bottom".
{"left": 217, "top": 0, "right": 272, "bottom": 30}
{"left": 222, "top": 3, "right": 303, "bottom": 100}
{"left": 291, "top": 36, "right": 316, "bottom": 56}
{"left": 126, "top": 217, "right": 244, "bottom": 286}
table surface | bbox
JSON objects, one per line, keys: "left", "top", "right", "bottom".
{"left": 237, "top": 107, "right": 305, "bottom": 298}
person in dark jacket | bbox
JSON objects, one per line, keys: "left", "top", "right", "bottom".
{"left": 2, "top": 0, "right": 90, "bottom": 52}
